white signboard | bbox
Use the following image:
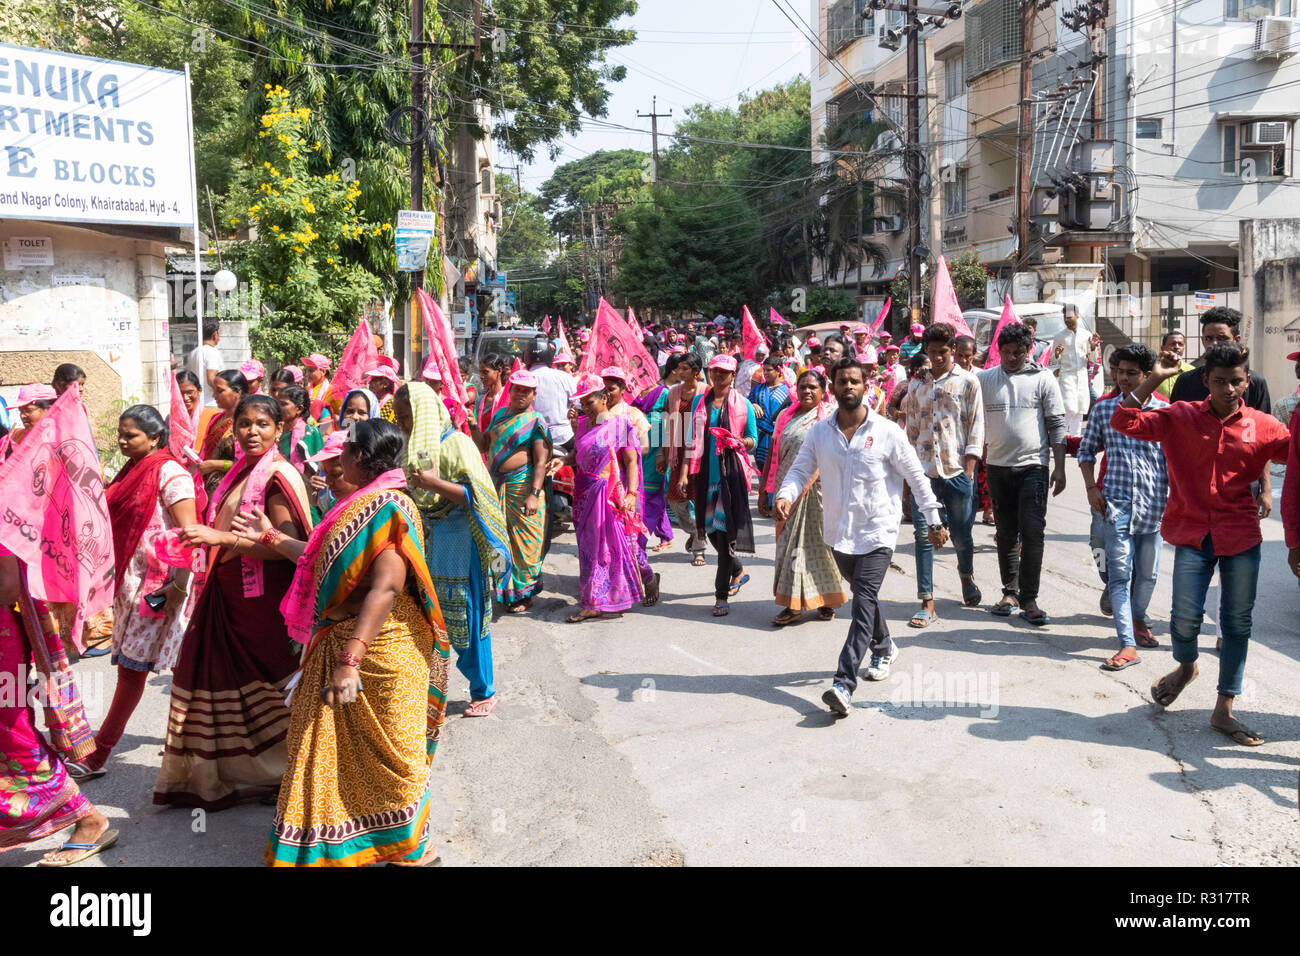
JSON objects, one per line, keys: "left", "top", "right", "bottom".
{"left": 2, "top": 236, "right": 53, "bottom": 269}
{"left": 0, "top": 43, "right": 193, "bottom": 227}
{"left": 395, "top": 209, "right": 436, "bottom": 272}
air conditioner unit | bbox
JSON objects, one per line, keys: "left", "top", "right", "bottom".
{"left": 1253, "top": 16, "right": 1299, "bottom": 59}
{"left": 878, "top": 214, "right": 902, "bottom": 232}
{"left": 1242, "top": 120, "right": 1290, "bottom": 146}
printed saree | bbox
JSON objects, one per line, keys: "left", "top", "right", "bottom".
{"left": 772, "top": 410, "right": 846, "bottom": 612}
{"left": 266, "top": 485, "right": 449, "bottom": 867}
{"left": 486, "top": 407, "right": 551, "bottom": 604}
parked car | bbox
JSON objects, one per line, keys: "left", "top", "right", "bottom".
{"left": 963, "top": 302, "right": 1070, "bottom": 356}
{"left": 468, "top": 327, "right": 549, "bottom": 385}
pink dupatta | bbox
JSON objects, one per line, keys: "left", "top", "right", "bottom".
{"left": 280, "top": 468, "right": 408, "bottom": 645}
{"left": 688, "top": 387, "right": 755, "bottom": 486}
{"left": 207, "top": 447, "right": 283, "bottom": 598}
{"left": 765, "top": 400, "right": 834, "bottom": 493}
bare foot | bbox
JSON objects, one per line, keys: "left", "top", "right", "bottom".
{"left": 1151, "top": 662, "right": 1198, "bottom": 708}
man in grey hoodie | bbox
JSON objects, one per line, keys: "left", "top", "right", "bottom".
{"left": 977, "top": 322, "right": 1068, "bottom": 625}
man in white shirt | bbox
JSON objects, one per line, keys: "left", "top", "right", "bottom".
{"left": 527, "top": 340, "right": 577, "bottom": 451}
{"left": 186, "top": 319, "right": 223, "bottom": 406}
{"left": 1050, "top": 305, "right": 1094, "bottom": 437}
{"left": 775, "top": 357, "right": 947, "bottom": 717}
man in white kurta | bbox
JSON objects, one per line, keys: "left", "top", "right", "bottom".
{"left": 1050, "top": 307, "right": 1094, "bottom": 437}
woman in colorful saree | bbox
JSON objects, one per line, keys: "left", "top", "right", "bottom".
{"left": 195, "top": 368, "right": 248, "bottom": 499}
{"left": 751, "top": 357, "right": 791, "bottom": 518}
{"left": 566, "top": 376, "right": 647, "bottom": 623}
{"left": 767, "top": 371, "right": 846, "bottom": 627}
{"left": 473, "top": 352, "right": 510, "bottom": 437}
{"left": 0, "top": 549, "right": 117, "bottom": 865}
{"left": 631, "top": 359, "right": 676, "bottom": 552}
{"left": 661, "top": 354, "right": 706, "bottom": 566}
{"left": 484, "top": 370, "right": 552, "bottom": 612}
{"left": 154, "top": 394, "right": 313, "bottom": 811}
{"left": 678, "top": 354, "right": 757, "bottom": 617}
{"left": 393, "top": 383, "right": 510, "bottom": 719}
{"left": 230, "top": 420, "right": 449, "bottom": 867}
{"left": 75, "top": 406, "right": 198, "bottom": 778}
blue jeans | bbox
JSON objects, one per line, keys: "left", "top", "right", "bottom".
{"left": 1100, "top": 510, "right": 1161, "bottom": 647}
{"left": 1089, "top": 510, "right": 1109, "bottom": 587}
{"left": 911, "top": 472, "right": 976, "bottom": 600}
{"left": 1169, "top": 536, "right": 1260, "bottom": 697}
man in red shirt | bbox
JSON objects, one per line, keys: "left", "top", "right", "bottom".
{"left": 1283, "top": 406, "right": 1300, "bottom": 582}
{"left": 1111, "top": 343, "right": 1290, "bottom": 746}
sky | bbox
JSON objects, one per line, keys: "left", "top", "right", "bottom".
{"left": 512, "top": 0, "right": 815, "bottom": 192}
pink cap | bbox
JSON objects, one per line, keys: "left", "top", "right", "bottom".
{"left": 308, "top": 431, "right": 347, "bottom": 463}
{"left": 507, "top": 369, "right": 539, "bottom": 390}
{"left": 376, "top": 355, "right": 399, "bottom": 372}
{"left": 807, "top": 334, "right": 821, "bottom": 346}
{"left": 884, "top": 344, "right": 901, "bottom": 353}
{"left": 239, "top": 359, "right": 265, "bottom": 380}
{"left": 708, "top": 354, "right": 738, "bottom": 372}
{"left": 599, "top": 365, "right": 628, "bottom": 383}
{"left": 18, "top": 383, "right": 57, "bottom": 404}
{"left": 281, "top": 364, "right": 304, "bottom": 383}
{"left": 365, "top": 366, "right": 398, "bottom": 385}
{"left": 420, "top": 357, "right": 442, "bottom": 382}
{"left": 910, "top": 323, "right": 925, "bottom": 335}
{"left": 572, "top": 372, "right": 606, "bottom": 400}
{"left": 852, "top": 324, "right": 870, "bottom": 335}
{"left": 878, "top": 330, "right": 893, "bottom": 339}
{"left": 300, "top": 352, "right": 332, "bottom": 370}
{"left": 552, "top": 351, "right": 576, "bottom": 366}
{"left": 578, "top": 330, "right": 590, "bottom": 342}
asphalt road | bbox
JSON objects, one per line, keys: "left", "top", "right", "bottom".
{"left": 6, "top": 467, "right": 1298, "bottom": 867}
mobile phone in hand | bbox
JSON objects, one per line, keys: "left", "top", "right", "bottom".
{"left": 144, "top": 589, "right": 168, "bottom": 611}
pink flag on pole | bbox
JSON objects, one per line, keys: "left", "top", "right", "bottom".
{"left": 769, "top": 307, "right": 789, "bottom": 327}
{"left": 869, "top": 297, "right": 892, "bottom": 336}
{"left": 627, "top": 306, "right": 642, "bottom": 339}
{"left": 0, "top": 383, "right": 113, "bottom": 652}
{"left": 542, "top": 315, "right": 552, "bottom": 335}
{"left": 414, "top": 288, "right": 469, "bottom": 433}
{"left": 984, "top": 294, "right": 1020, "bottom": 368}
{"left": 930, "top": 255, "right": 975, "bottom": 338}
{"left": 742, "top": 305, "right": 764, "bottom": 360}
{"left": 331, "top": 318, "right": 380, "bottom": 406}
{"left": 556, "top": 317, "right": 571, "bottom": 356}
{"left": 577, "top": 298, "right": 659, "bottom": 397}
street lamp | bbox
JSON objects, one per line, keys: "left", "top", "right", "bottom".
{"left": 212, "top": 269, "right": 238, "bottom": 293}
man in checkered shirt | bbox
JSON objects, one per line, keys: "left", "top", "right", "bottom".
{"left": 1077, "top": 343, "right": 1169, "bottom": 672}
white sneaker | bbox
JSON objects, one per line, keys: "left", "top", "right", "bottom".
{"left": 821, "top": 682, "right": 851, "bottom": 716}
{"left": 865, "top": 642, "right": 899, "bottom": 681}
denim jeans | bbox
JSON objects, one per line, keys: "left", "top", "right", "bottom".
{"left": 911, "top": 472, "right": 976, "bottom": 600}
{"left": 985, "top": 464, "right": 1049, "bottom": 604}
{"left": 1100, "top": 509, "right": 1161, "bottom": 647}
{"left": 1169, "top": 535, "right": 1260, "bottom": 697}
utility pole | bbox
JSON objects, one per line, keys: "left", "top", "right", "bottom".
{"left": 905, "top": 0, "right": 922, "bottom": 324}
{"left": 1015, "top": 0, "right": 1036, "bottom": 269}
{"left": 637, "top": 96, "right": 673, "bottom": 183}
{"left": 410, "top": 0, "right": 426, "bottom": 296}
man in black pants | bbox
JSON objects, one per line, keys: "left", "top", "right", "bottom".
{"left": 775, "top": 358, "right": 946, "bottom": 716}
{"left": 976, "top": 323, "right": 1068, "bottom": 625}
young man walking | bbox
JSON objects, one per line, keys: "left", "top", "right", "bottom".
{"left": 1077, "top": 344, "right": 1168, "bottom": 671}
{"left": 1112, "top": 343, "right": 1291, "bottom": 746}
{"left": 901, "top": 323, "right": 985, "bottom": 626}
{"left": 775, "top": 358, "right": 946, "bottom": 717}
{"left": 977, "top": 323, "right": 1068, "bottom": 625}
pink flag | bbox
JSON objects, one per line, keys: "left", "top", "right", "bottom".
{"left": 332, "top": 318, "right": 380, "bottom": 405}
{"left": 168, "top": 372, "right": 197, "bottom": 458}
{"left": 869, "top": 297, "right": 892, "bottom": 336}
{"left": 930, "top": 255, "right": 975, "bottom": 338}
{"left": 626, "top": 306, "right": 642, "bottom": 339}
{"left": 985, "top": 294, "right": 1020, "bottom": 368}
{"left": 0, "top": 384, "right": 113, "bottom": 652}
{"left": 542, "top": 315, "right": 552, "bottom": 335}
{"left": 769, "top": 307, "right": 788, "bottom": 327}
{"left": 415, "top": 288, "right": 470, "bottom": 433}
{"left": 556, "top": 317, "right": 571, "bottom": 355}
{"left": 577, "top": 297, "right": 659, "bottom": 398}
{"left": 742, "top": 305, "right": 764, "bottom": 361}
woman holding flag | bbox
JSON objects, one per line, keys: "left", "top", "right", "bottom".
{"left": 74, "top": 406, "right": 198, "bottom": 778}
{"left": 394, "top": 382, "right": 511, "bottom": 718}
{"left": 679, "top": 354, "right": 758, "bottom": 617}
{"left": 567, "top": 375, "right": 647, "bottom": 623}
{"left": 156, "top": 394, "right": 314, "bottom": 811}
{"left": 485, "top": 371, "right": 552, "bottom": 612}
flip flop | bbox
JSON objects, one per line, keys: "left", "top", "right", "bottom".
{"left": 1134, "top": 623, "right": 1158, "bottom": 648}
{"left": 711, "top": 602, "right": 729, "bottom": 617}
{"left": 1101, "top": 653, "right": 1140, "bottom": 671}
{"left": 817, "top": 607, "right": 836, "bottom": 621}
{"left": 691, "top": 554, "right": 707, "bottom": 567}
{"left": 771, "top": 609, "right": 801, "bottom": 627}
{"left": 990, "top": 599, "right": 1018, "bottom": 617}
{"left": 1211, "top": 718, "right": 1264, "bottom": 747}
{"left": 463, "top": 697, "right": 497, "bottom": 718}
{"left": 727, "top": 573, "right": 750, "bottom": 597}
{"left": 64, "top": 761, "right": 106, "bottom": 782}
{"left": 961, "top": 580, "right": 983, "bottom": 607}
{"left": 1020, "top": 609, "right": 1051, "bottom": 626}
{"left": 38, "top": 828, "right": 119, "bottom": 867}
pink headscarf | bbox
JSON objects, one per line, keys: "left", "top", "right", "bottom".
{"left": 206, "top": 448, "right": 283, "bottom": 598}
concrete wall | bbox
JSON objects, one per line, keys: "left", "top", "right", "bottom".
{"left": 0, "top": 219, "right": 171, "bottom": 422}
{"left": 1240, "top": 217, "right": 1300, "bottom": 405}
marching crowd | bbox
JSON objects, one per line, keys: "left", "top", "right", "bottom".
{"left": 1, "top": 300, "right": 1298, "bottom": 867}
